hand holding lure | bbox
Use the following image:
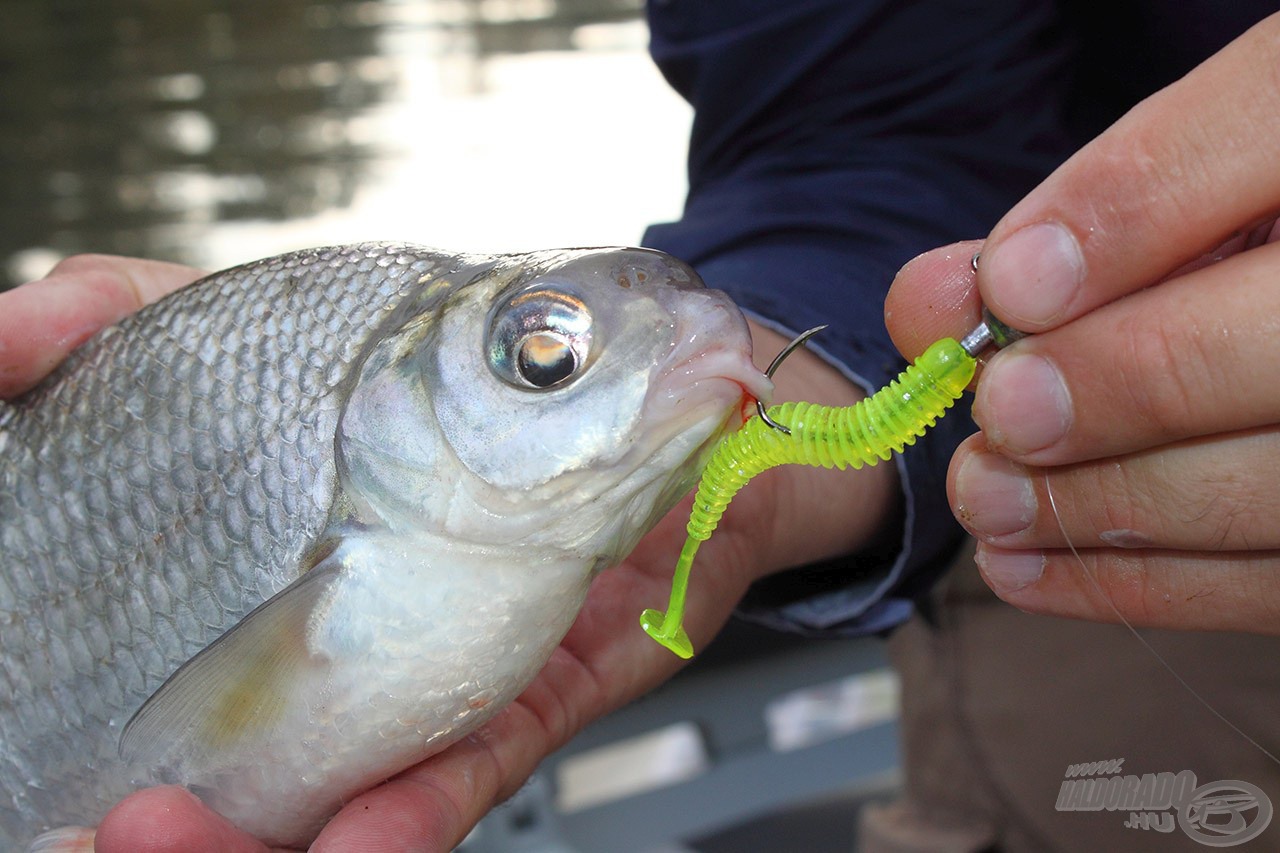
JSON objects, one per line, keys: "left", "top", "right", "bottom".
{"left": 642, "top": 270, "right": 1280, "bottom": 778}
{"left": 640, "top": 305, "right": 1026, "bottom": 658}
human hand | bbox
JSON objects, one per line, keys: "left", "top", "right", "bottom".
{"left": 6, "top": 259, "right": 892, "bottom": 850}
{"left": 885, "top": 14, "right": 1280, "bottom": 634}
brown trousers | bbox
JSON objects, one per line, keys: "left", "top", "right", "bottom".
{"left": 860, "top": 542, "right": 1280, "bottom": 852}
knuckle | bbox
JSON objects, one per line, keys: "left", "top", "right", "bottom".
{"left": 1110, "top": 312, "right": 1185, "bottom": 437}
{"left": 1089, "top": 113, "right": 1200, "bottom": 243}
{"left": 1111, "top": 307, "right": 1234, "bottom": 440}
{"left": 1088, "top": 551, "right": 1158, "bottom": 623}
{"left": 1088, "top": 460, "right": 1148, "bottom": 539}
{"left": 1175, "top": 486, "right": 1241, "bottom": 552}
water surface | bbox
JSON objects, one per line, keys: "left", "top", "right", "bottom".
{"left": 1, "top": 0, "right": 689, "bottom": 288}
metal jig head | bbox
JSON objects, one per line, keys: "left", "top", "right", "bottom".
{"left": 960, "top": 251, "right": 1026, "bottom": 356}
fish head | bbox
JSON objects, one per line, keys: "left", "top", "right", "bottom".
{"left": 337, "top": 247, "right": 770, "bottom": 562}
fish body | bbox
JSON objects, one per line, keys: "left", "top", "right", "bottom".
{"left": 0, "top": 243, "right": 766, "bottom": 847}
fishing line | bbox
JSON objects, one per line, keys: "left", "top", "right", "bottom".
{"left": 1043, "top": 473, "right": 1280, "bottom": 768}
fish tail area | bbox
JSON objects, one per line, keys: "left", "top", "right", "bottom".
{"left": 26, "top": 826, "right": 95, "bottom": 853}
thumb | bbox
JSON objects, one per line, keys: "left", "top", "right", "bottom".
{"left": 884, "top": 239, "right": 985, "bottom": 361}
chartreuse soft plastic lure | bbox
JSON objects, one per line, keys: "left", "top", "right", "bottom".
{"left": 641, "top": 309, "right": 1025, "bottom": 658}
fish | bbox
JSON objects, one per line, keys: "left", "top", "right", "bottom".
{"left": 0, "top": 242, "right": 769, "bottom": 848}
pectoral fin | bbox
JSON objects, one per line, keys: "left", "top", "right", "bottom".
{"left": 27, "top": 826, "right": 95, "bottom": 853}
{"left": 119, "top": 557, "right": 342, "bottom": 769}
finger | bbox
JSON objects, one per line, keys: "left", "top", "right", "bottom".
{"left": 977, "top": 13, "right": 1280, "bottom": 331}
{"left": 1163, "top": 217, "right": 1280, "bottom": 280}
{"left": 94, "top": 786, "right": 277, "bottom": 853}
{"left": 0, "top": 254, "right": 202, "bottom": 398}
{"left": 951, "top": 429, "right": 1280, "bottom": 551}
{"left": 308, "top": 729, "right": 503, "bottom": 853}
{"left": 972, "top": 240, "right": 1280, "bottom": 464}
{"left": 884, "top": 240, "right": 985, "bottom": 360}
{"left": 882, "top": 224, "right": 1280, "bottom": 365}
{"left": 974, "top": 542, "right": 1280, "bottom": 634}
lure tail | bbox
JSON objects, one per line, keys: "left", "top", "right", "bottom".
{"left": 641, "top": 337, "right": 977, "bottom": 658}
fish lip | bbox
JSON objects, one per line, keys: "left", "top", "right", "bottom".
{"left": 673, "top": 355, "right": 772, "bottom": 432}
{"left": 731, "top": 364, "right": 774, "bottom": 413}
{"left": 674, "top": 288, "right": 773, "bottom": 404}
{"left": 648, "top": 291, "right": 773, "bottom": 437}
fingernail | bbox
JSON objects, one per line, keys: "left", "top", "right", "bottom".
{"left": 954, "top": 452, "right": 1036, "bottom": 537}
{"left": 976, "top": 548, "right": 1045, "bottom": 594}
{"left": 983, "top": 222, "right": 1085, "bottom": 326}
{"left": 976, "top": 351, "right": 1072, "bottom": 454}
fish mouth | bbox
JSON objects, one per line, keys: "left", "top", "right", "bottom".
{"left": 588, "top": 294, "right": 767, "bottom": 562}
{"left": 653, "top": 350, "right": 771, "bottom": 435}
{"left": 648, "top": 289, "right": 773, "bottom": 446}
{"left": 565, "top": 285, "right": 768, "bottom": 562}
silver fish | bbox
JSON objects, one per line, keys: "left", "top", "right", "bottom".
{"left": 0, "top": 242, "right": 768, "bottom": 848}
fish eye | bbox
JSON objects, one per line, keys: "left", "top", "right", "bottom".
{"left": 487, "top": 287, "right": 593, "bottom": 390}
{"left": 516, "top": 332, "right": 578, "bottom": 388}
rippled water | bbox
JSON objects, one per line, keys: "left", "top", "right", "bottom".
{"left": 0, "top": 0, "right": 690, "bottom": 289}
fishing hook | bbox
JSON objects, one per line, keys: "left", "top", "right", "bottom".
{"left": 755, "top": 325, "right": 828, "bottom": 434}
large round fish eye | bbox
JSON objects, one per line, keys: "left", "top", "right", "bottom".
{"left": 487, "top": 287, "right": 593, "bottom": 390}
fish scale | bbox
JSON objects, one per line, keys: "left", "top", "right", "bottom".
{"left": 0, "top": 243, "right": 443, "bottom": 843}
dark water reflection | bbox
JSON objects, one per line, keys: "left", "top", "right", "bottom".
{"left": 0, "top": 0, "right": 645, "bottom": 290}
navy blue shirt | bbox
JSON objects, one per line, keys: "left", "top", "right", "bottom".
{"left": 642, "top": 0, "right": 1276, "bottom": 635}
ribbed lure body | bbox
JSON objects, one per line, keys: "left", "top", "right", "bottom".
{"left": 642, "top": 337, "right": 976, "bottom": 657}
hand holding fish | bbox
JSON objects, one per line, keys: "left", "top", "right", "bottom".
{"left": 886, "top": 13, "right": 1280, "bottom": 635}
{"left": 3, "top": 253, "right": 893, "bottom": 850}
{"left": 90, "top": 446, "right": 879, "bottom": 853}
